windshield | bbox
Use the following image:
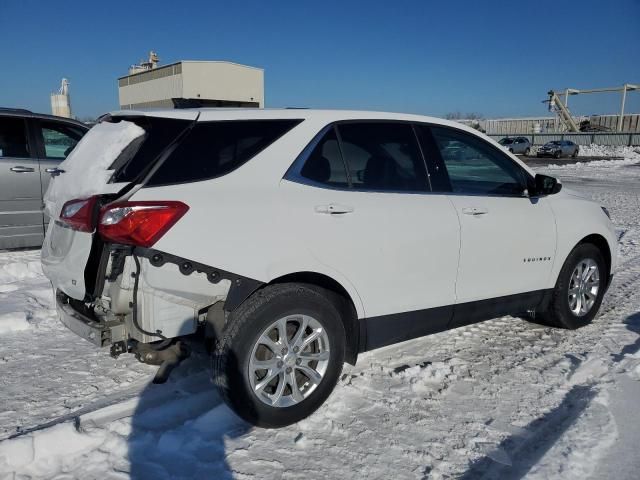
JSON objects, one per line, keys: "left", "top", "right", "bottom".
{"left": 545, "top": 141, "right": 561, "bottom": 146}
{"left": 499, "top": 138, "right": 514, "bottom": 145}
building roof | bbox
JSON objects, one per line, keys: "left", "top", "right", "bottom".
{"left": 117, "top": 60, "right": 263, "bottom": 81}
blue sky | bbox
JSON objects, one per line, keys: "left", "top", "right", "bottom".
{"left": 1, "top": 0, "right": 638, "bottom": 119}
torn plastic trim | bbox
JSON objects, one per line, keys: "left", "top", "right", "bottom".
{"left": 132, "top": 246, "right": 264, "bottom": 312}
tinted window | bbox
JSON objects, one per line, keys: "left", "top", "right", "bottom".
{"left": 499, "top": 138, "right": 513, "bottom": 145}
{"left": 0, "top": 117, "right": 29, "bottom": 158}
{"left": 300, "top": 127, "right": 348, "bottom": 187}
{"left": 112, "top": 119, "right": 301, "bottom": 186}
{"left": 337, "top": 123, "right": 428, "bottom": 192}
{"left": 110, "top": 117, "right": 192, "bottom": 183}
{"left": 40, "top": 121, "right": 84, "bottom": 159}
{"left": 431, "top": 127, "right": 527, "bottom": 196}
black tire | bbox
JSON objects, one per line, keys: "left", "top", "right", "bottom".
{"left": 509, "top": 148, "right": 514, "bottom": 153}
{"left": 524, "top": 147, "right": 530, "bottom": 156}
{"left": 572, "top": 148, "right": 579, "bottom": 158}
{"left": 213, "top": 283, "right": 345, "bottom": 427}
{"left": 539, "top": 243, "right": 607, "bottom": 329}
{"left": 553, "top": 150, "right": 562, "bottom": 159}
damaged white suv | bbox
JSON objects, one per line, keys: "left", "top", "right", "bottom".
{"left": 42, "top": 109, "right": 616, "bottom": 427}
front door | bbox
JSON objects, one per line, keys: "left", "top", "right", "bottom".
{"left": 422, "top": 125, "right": 556, "bottom": 325}
{"left": 0, "top": 116, "right": 43, "bottom": 248}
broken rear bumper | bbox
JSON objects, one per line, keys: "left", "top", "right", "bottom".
{"left": 56, "top": 291, "right": 126, "bottom": 347}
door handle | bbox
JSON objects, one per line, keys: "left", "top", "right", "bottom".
{"left": 315, "top": 204, "right": 355, "bottom": 215}
{"left": 10, "top": 166, "right": 35, "bottom": 173}
{"left": 45, "top": 167, "right": 66, "bottom": 177}
{"left": 462, "top": 207, "right": 488, "bottom": 216}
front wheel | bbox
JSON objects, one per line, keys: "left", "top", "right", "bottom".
{"left": 554, "top": 150, "right": 562, "bottom": 159}
{"left": 213, "top": 283, "right": 345, "bottom": 427}
{"left": 539, "top": 244, "right": 607, "bottom": 329}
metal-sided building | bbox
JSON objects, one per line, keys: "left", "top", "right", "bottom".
{"left": 117, "top": 61, "right": 264, "bottom": 110}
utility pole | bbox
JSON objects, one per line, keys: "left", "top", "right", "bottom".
{"left": 619, "top": 84, "right": 628, "bottom": 132}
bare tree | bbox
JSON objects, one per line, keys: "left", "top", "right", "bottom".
{"left": 445, "top": 112, "right": 484, "bottom": 121}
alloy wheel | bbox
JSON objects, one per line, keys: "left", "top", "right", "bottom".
{"left": 248, "top": 315, "right": 330, "bottom": 407}
{"left": 568, "top": 258, "right": 600, "bottom": 317}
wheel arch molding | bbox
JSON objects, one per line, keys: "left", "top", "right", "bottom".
{"left": 553, "top": 233, "right": 614, "bottom": 291}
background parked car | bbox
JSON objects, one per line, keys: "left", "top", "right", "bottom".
{"left": 0, "top": 108, "right": 89, "bottom": 249}
{"left": 498, "top": 136, "right": 531, "bottom": 155}
{"left": 537, "top": 140, "right": 579, "bottom": 159}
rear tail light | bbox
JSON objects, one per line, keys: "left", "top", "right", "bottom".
{"left": 98, "top": 201, "right": 189, "bottom": 247}
{"left": 59, "top": 196, "right": 99, "bottom": 232}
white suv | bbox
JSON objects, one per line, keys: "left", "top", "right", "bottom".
{"left": 41, "top": 109, "right": 616, "bottom": 427}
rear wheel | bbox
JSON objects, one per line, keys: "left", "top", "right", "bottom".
{"left": 524, "top": 147, "right": 531, "bottom": 156}
{"left": 539, "top": 244, "right": 606, "bottom": 329}
{"left": 572, "top": 148, "right": 579, "bottom": 158}
{"left": 213, "top": 283, "right": 345, "bottom": 427}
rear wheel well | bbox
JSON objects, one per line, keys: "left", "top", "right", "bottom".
{"left": 268, "top": 272, "right": 360, "bottom": 365}
{"left": 577, "top": 234, "right": 612, "bottom": 284}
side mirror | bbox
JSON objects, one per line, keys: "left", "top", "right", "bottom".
{"left": 533, "top": 174, "right": 562, "bottom": 196}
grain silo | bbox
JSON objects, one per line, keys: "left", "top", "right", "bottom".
{"left": 50, "top": 78, "right": 72, "bottom": 118}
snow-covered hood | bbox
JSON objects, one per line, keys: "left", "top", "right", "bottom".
{"left": 43, "top": 120, "right": 145, "bottom": 219}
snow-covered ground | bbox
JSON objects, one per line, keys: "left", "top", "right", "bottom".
{"left": 1, "top": 154, "right": 640, "bottom": 479}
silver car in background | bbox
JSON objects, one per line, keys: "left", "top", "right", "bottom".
{"left": 537, "top": 140, "right": 579, "bottom": 159}
{"left": 498, "top": 136, "right": 531, "bottom": 155}
{"left": 0, "top": 108, "right": 88, "bottom": 249}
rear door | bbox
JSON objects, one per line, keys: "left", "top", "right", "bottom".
{"left": 282, "top": 121, "right": 461, "bottom": 347}
{"left": 419, "top": 125, "right": 556, "bottom": 326}
{"left": 0, "top": 115, "right": 43, "bottom": 248}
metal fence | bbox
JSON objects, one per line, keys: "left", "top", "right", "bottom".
{"left": 480, "top": 114, "right": 640, "bottom": 135}
{"left": 488, "top": 132, "right": 640, "bottom": 147}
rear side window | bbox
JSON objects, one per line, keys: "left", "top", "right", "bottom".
{"left": 147, "top": 120, "right": 302, "bottom": 186}
{"left": 293, "top": 122, "right": 429, "bottom": 193}
{"left": 0, "top": 117, "right": 29, "bottom": 158}
{"left": 300, "top": 127, "right": 349, "bottom": 187}
{"left": 338, "top": 123, "right": 428, "bottom": 192}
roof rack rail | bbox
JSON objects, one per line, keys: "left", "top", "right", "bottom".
{"left": 0, "top": 107, "right": 33, "bottom": 114}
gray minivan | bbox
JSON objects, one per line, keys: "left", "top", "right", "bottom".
{"left": 0, "top": 108, "right": 88, "bottom": 249}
